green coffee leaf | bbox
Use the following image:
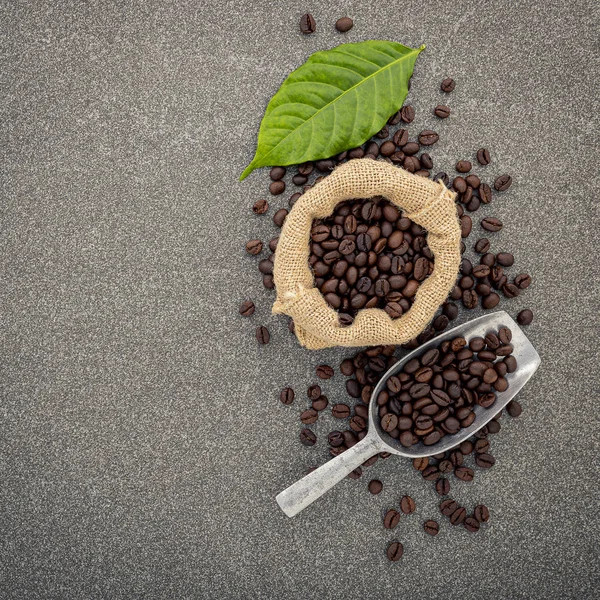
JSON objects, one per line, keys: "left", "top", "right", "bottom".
{"left": 240, "top": 40, "right": 424, "bottom": 180}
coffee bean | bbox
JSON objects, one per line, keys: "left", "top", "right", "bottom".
{"left": 312, "top": 395, "right": 328, "bottom": 411}
{"left": 400, "top": 495, "right": 416, "bottom": 514}
{"left": 494, "top": 174, "right": 512, "bottom": 191}
{"left": 450, "top": 506, "right": 466, "bottom": 525}
{"left": 423, "top": 520, "right": 440, "bottom": 536}
{"left": 269, "top": 180, "right": 285, "bottom": 195}
{"left": 456, "top": 160, "right": 472, "bottom": 173}
{"left": 386, "top": 541, "right": 404, "bottom": 562}
{"left": 332, "top": 403, "right": 351, "bottom": 418}
{"left": 479, "top": 182, "right": 492, "bottom": 204}
{"left": 496, "top": 252, "right": 514, "bottom": 267}
{"left": 474, "top": 504, "right": 490, "bottom": 523}
{"left": 481, "top": 217, "right": 503, "bottom": 232}
{"left": 517, "top": 309, "right": 533, "bottom": 325}
{"left": 441, "top": 77, "right": 455, "bottom": 92}
{"left": 368, "top": 479, "right": 383, "bottom": 494}
{"left": 419, "top": 130, "right": 439, "bottom": 145}
{"left": 280, "top": 387, "right": 294, "bottom": 405}
{"left": 300, "top": 408, "right": 318, "bottom": 425}
{"left": 252, "top": 199, "right": 269, "bottom": 214}
{"left": 299, "top": 428, "right": 316, "bottom": 446}
{"left": 384, "top": 509, "right": 401, "bottom": 529}
{"left": 307, "top": 385, "right": 322, "bottom": 401}
{"left": 474, "top": 238, "right": 490, "bottom": 253}
{"left": 434, "top": 105, "right": 451, "bottom": 118}
{"left": 239, "top": 300, "right": 255, "bottom": 317}
{"left": 435, "top": 478, "right": 450, "bottom": 496}
{"left": 454, "top": 466, "right": 474, "bottom": 482}
{"left": 413, "top": 457, "right": 429, "bottom": 471}
{"left": 381, "top": 413, "right": 398, "bottom": 432}
{"left": 273, "top": 208, "right": 288, "bottom": 227}
{"left": 316, "top": 364, "right": 334, "bottom": 379}
{"left": 348, "top": 467, "right": 362, "bottom": 480}
{"left": 256, "top": 326, "right": 270, "bottom": 344}
{"left": 440, "top": 499, "right": 458, "bottom": 516}
{"left": 464, "top": 516, "right": 480, "bottom": 532}
{"left": 246, "top": 239, "right": 263, "bottom": 255}
{"left": 514, "top": 273, "right": 532, "bottom": 289}
{"left": 475, "top": 453, "right": 495, "bottom": 468}
{"left": 335, "top": 16, "right": 353, "bottom": 32}
{"left": 380, "top": 140, "right": 396, "bottom": 156}
{"left": 476, "top": 148, "right": 491, "bottom": 165}
{"left": 300, "top": 13, "right": 316, "bottom": 34}
{"left": 401, "top": 105, "right": 415, "bottom": 123}
{"left": 270, "top": 166, "right": 286, "bottom": 181}
{"left": 507, "top": 400, "right": 522, "bottom": 417}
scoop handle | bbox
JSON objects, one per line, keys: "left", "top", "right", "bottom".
{"left": 276, "top": 435, "right": 384, "bottom": 517}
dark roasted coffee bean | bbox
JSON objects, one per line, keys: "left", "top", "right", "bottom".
{"left": 456, "top": 160, "right": 472, "bottom": 173}
{"left": 239, "top": 300, "right": 255, "bottom": 316}
{"left": 349, "top": 415, "right": 366, "bottom": 432}
{"left": 384, "top": 509, "right": 401, "bottom": 529}
{"left": 424, "top": 520, "right": 440, "bottom": 535}
{"left": 460, "top": 215, "right": 472, "bottom": 238}
{"left": 482, "top": 293, "right": 500, "bottom": 309}
{"left": 328, "top": 431, "right": 344, "bottom": 447}
{"left": 440, "top": 499, "right": 458, "bottom": 516}
{"left": 474, "top": 238, "right": 491, "bottom": 253}
{"left": 299, "top": 428, "right": 316, "bottom": 446}
{"left": 401, "top": 105, "right": 415, "bottom": 123}
{"left": 476, "top": 148, "right": 491, "bottom": 165}
{"left": 335, "top": 16, "right": 353, "bottom": 32}
{"left": 496, "top": 252, "right": 514, "bottom": 267}
{"left": 315, "top": 159, "right": 335, "bottom": 172}
{"left": 300, "top": 408, "right": 318, "bottom": 425}
{"left": 441, "top": 77, "right": 455, "bottom": 92}
{"left": 300, "top": 13, "right": 316, "bottom": 34}
{"left": 312, "top": 395, "right": 328, "bottom": 411}
{"left": 368, "top": 479, "right": 383, "bottom": 494}
{"left": 481, "top": 217, "right": 503, "bottom": 232}
{"left": 270, "top": 180, "right": 285, "bottom": 196}
{"left": 434, "top": 105, "right": 451, "bottom": 118}
{"left": 381, "top": 413, "right": 398, "bottom": 432}
{"left": 256, "top": 326, "right": 270, "bottom": 344}
{"left": 474, "top": 504, "right": 490, "bottom": 523}
{"left": 420, "top": 153, "right": 433, "bottom": 169}
{"left": 413, "top": 457, "right": 429, "bottom": 471}
{"left": 419, "top": 129, "right": 439, "bottom": 145}
{"left": 479, "top": 182, "right": 492, "bottom": 204}
{"left": 464, "top": 516, "right": 480, "bottom": 532}
{"left": 507, "top": 400, "right": 522, "bottom": 417}
{"left": 435, "top": 478, "right": 450, "bottom": 496}
{"left": 517, "top": 309, "right": 533, "bottom": 325}
{"left": 273, "top": 208, "right": 288, "bottom": 227}
{"left": 246, "top": 239, "right": 263, "bottom": 255}
{"left": 455, "top": 466, "right": 474, "bottom": 482}
{"left": 332, "top": 403, "right": 351, "bottom": 419}
{"left": 400, "top": 495, "right": 416, "bottom": 514}
{"left": 475, "top": 453, "right": 496, "bottom": 468}
{"left": 270, "top": 166, "right": 286, "bottom": 181}
{"left": 316, "top": 364, "right": 334, "bottom": 379}
{"left": 387, "top": 541, "right": 404, "bottom": 562}
{"left": 494, "top": 174, "right": 512, "bottom": 191}
{"left": 252, "top": 199, "right": 269, "bottom": 214}
{"left": 466, "top": 174, "right": 480, "bottom": 189}
{"left": 279, "top": 387, "right": 294, "bottom": 405}
{"left": 450, "top": 506, "right": 466, "bottom": 525}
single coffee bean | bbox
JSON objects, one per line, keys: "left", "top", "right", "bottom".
{"left": 496, "top": 252, "right": 514, "bottom": 267}
{"left": 440, "top": 499, "right": 458, "bottom": 516}
{"left": 380, "top": 140, "right": 396, "bottom": 156}
{"left": 328, "top": 431, "right": 344, "bottom": 447}
{"left": 456, "top": 160, "right": 472, "bottom": 173}
{"left": 307, "top": 385, "right": 322, "bottom": 401}
{"left": 419, "top": 130, "right": 439, "bottom": 145}
{"left": 413, "top": 457, "right": 429, "bottom": 471}
{"left": 269, "top": 180, "right": 285, "bottom": 195}
{"left": 481, "top": 217, "right": 503, "bottom": 232}
{"left": 368, "top": 479, "right": 383, "bottom": 494}
{"left": 464, "top": 516, "right": 480, "bottom": 532}
{"left": 299, "top": 428, "right": 316, "bottom": 446}
{"left": 424, "top": 520, "right": 440, "bottom": 535}
{"left": 316, "top": 364, "right": 334, "bottom": 379}
{"left": 454, "top": 466, "right": 474, "bottom": 482}
{"left": 400, "top": 495, "right": 416, "bottom": 514}
{"left": 514, "top": 273, "right": 532, "bottom": 289}
{"left": 300, "top": 408, "right": 318, "bottom": 425}
{"left": 517, "top": 309, "right": 533, "bottom": 325}
{"left": 239, "top": 300, "right": 255, "bottom": 317}
{"left": 401, "top": 105, "right": 415, "bottom": 123}
{"left": 474, "top": 238, "right": 491, "bottom": 254}
{"left": 474, "top": 504, "right": 490, "bottom": 523}
{"left": 252, "top": 199, "right": 268, "bottom": 214}
{"left": 256, "top": 326, "right": 270, "bottom": 344}
{"left": 507, "top": 400, "right": 522, "bottom": 417}
{"left": 332, "top": 403, "right": 351, "bottom": 418}
{"left": 384, "top": 509, "right": 401, "bottom": 529}
{"left": 335, "top": 16, "right": 353, "bottom": 32}
{"left": 434, "top": 105, "right": 451, "bottom": 118}
{"left": 475, "top": 453, "right": 496, "bottom": 468}
{"left": 381, "top": 413, "right": 398, "bottom": 432}
{"left": 435, "top": 478, "right": 450, "bottom": 496}
{"left": 280, "top": 387, "right": 294, "bottom": 405}
{"left": 476, "top": 148, "right": 491, "bottom": 165}
{"left": 494, "top": 174, "right": 512, "bottom": 191}
{"left": 450, "top": 506, "right": 467, "bottom": 525}
{"left": 246, "top": 239, "right": 263, "bottom": 255}
{"left": 273, "top": 208, "right": 288, "bottom": 227}
{"left": 479, "top": 182, "right": 492, "bottom": 204}
{"left": 300, "top": 13, "right": 316, "bottom": 34}
{"left": 441, "top": 77, "right": 455, "bottom": 92}
{"left": 312, "top": 395, "right": 328, "bottom": 411}
{"left": 387, "top": 541, "right": 404, "bottom": 562}
{"left": 270, "top": 166, "right": 286, "bottom": 181}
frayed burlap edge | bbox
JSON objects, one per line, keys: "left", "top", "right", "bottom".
{"left": 272, "top": 158, "right": 461, "bottom": 349}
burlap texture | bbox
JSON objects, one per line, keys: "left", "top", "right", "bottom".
{"left": 272, "top": 159, "right": 461, "bottom": 349}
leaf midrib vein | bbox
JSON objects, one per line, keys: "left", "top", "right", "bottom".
{"left": 255, "top": 46, "right": 421, "bottom": 167}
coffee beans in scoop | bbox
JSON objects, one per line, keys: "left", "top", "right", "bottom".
{"left": 309, "top": 197, "right": 433, "bottom": 326}
{"left": 376, "top": 327, "right": 518, "bottom": 448}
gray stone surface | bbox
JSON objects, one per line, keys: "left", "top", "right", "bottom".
{"left": 1, "top": 0, "right": 599, "bottom": 598}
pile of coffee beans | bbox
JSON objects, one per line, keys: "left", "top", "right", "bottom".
{"left": 309, "top": 197, "right": 433, "bottom": 325}
{"left": 376, "top": 326, "right": 517, "bottom": 447}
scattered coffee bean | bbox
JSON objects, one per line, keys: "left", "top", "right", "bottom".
{"left": 419, "top": 130, "right": 439, "bottom": 145}
{"left": 464, "top": 516, "right": 480, "bottom": 532}
{"left": 273, "top": 208, "right": 288, "bottom": 227}
{"left": 400, "top": 495, "right": 416, "bottom": 514}
{"left": 517, "top": 309, "right": 533, "bottom": 325}
{"left": 312, "top": 395, "right": 328, "bottom": 411}
{"left": 387, "top": 541, "right": 404, "bottom": 562}
{"left": 300, "top": 13, "right": 316, "bottom": 34}
{"left": 316, "top": 364, "right": 334, "bottom": 379}
{"left": 269, "top": 180, "right": 285, "bottom": 195}
{"left": 440, "top": 499, "right": 458, "bottom": 516}
{"left": 424, "top": 520, "right": 440, "bottom": 535}
{"left": 514, "top": 273, "right": 532, "bottom": 289}
{"left": 474, "top": 504, "right": 490, "bottom": 523}
{"left": 299, "top": 428, "right": 316, "bottom": 446}
{"left": 481, "top": 217, "right": 503, "bottom": 232}
{"left": 507, "top": 400, "right": 522, "bottom": 417}
{"left": 279, "top": 387, "right": 294, "bottom": 405}
{"left": 239, "top": 300, "right": 255, "bottom": 317}
{"left": 476, "top": 148, "right": 491, "bottom": 165}
{"left": 434, "top": 105, "right": 451, "bottom": 118}
{"left": 300, "top": 408, "right": 318, "bottom": 425}
{"left": 270, "top": 167, "right": 286, "bottom": 181}
{"left": 246, "top": 239, "right": 263, "bottom": 255}
{"left": 253, "top": 199, "right": 269, "bottom": 214}
{"left": 384, "top": 509, "right": 401, "bottom": 529}
{"left": 335, "top": 16, "right": 353, "bottom": 32}
{"left": 456, "top": 160, "right": 472, "bottom": 173}
{"left": 435, "top": 478, "right": 450, "bottom": 496}
{"left": 256, "top": 326, "right": 270, "bottom": 344}
{"left": 441, "top": 77, "right": 455, "bottom": 92}
{"left": 401, "top": 105, "right": 415, "bottom": 123}
{"left": 369, "top": 479, "right": 383, "bottom": 494}
{"left": 450, "top": 506, "right": 466, "bottom": 525}
{"left": 494, "top": 174, "right": 512, "bottom": 191}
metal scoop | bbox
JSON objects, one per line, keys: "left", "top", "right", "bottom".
{"left": 276, "top": 310, "right": 540, "bottom": 517}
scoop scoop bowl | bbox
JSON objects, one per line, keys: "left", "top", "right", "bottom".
{"left": 276, "top": 310, "right": 540, "bottom": 517}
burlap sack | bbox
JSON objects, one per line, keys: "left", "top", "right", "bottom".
{"left": 272, "top": 159, "right": 461, "bottom": 349}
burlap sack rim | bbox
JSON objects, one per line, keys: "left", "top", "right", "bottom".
{"left": 272, "top": 158, "right": 461, "bottom": 349}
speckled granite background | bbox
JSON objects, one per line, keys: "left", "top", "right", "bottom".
{"left": 1, "top": 1, "right": 599, "bottom": 598}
